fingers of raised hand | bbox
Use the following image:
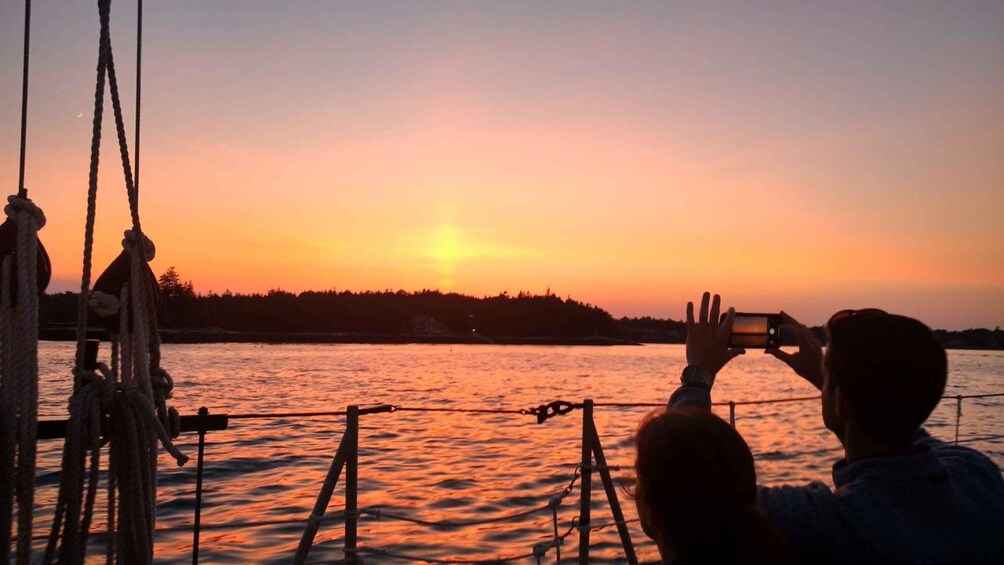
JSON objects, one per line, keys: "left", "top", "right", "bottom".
{"left": 710, "top": 294, "right": 722, "bottom": 326}
{"left": 699, "top": 292, "right": 711, "bottom": 325}
{"left": 686, "top": 301, "right": 695, "bottom": 328}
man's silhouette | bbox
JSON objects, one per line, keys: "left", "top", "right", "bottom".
{"left": 671, "top": 292, "right": 1004, "bottom": 564}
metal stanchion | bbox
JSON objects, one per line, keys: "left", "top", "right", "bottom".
{"left": 578, "top": 399, "right": 593, "bottom": 565}
{"left": 591, "top": 421, "right": 637, "bottom": 564}
{"left": 192, "top": 407, "right": 208, "bottom": 565}
{"left": 293, "top": 409, "right": 353, "bottom": 565}
{"left": 345, "top": 405, "right": 359, "bottom": 564}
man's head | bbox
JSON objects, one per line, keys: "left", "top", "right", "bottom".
{"left": 822, "top": 309, "right": 947, "bottom": 447}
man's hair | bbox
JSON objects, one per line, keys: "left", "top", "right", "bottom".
{"left": 825, "top": 311, "right": 947, "bottom": 445}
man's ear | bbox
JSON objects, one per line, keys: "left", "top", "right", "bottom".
{"left": 834, "top": 386, "right": 853, "bottom": 422}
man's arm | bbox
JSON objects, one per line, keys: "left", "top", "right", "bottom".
{"left": 668, "top": 383, "right": 712, "bottom": 410}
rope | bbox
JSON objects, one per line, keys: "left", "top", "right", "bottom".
{"left": 48, "top": 2, "right": 185, "bottom": 563}
{"left": 102, "top": 9, "right": 142, "bottom": 237}
{"left": 0, "top": 192, "right": 46, "bottom": 565}
{"left": 210, "top": 392, "right": 1004, "bottom": 423}
{"left": 956, "top": 434, "right": 1004, "bottom": 444}
{"left": 394, "top": 406, "right": 528, "bottom": 415}
{"left": 576, "top": 516, "right": 640, "bottom": 532}
{"left": 355, "top": 546, "right": 540, "bottom": 564}
{"left": 133, "top": 0, "right": 142, "bottom": 202}
{"left": 361, "top": 505, "right": 550, "bottom": 529}
{"left": 227, "top": 404, "right": 395, "bottom": 420}
{"left": 953, "top": 393, "right": 1004, "bottom": 399}
{"left": 17, "top": 0, "right": 31, "bottom": 193}
{"left": 1, "top": 256, "right": 15, "bottom": 564}
{"left": 73, "top": 0, "right": 110, "bottom": 380}
{"left": 347, "top": 522, "right": 579, "bottom": 565}
{"left": 42, "top": 367, "right": 109, "bottom": 564}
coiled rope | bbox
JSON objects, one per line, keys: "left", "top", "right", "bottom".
{"left": 0, "top": 195, "right": 45, "bottom": 565}
{"left": 44, "top": 1, "right": 186, "bottom": 563}
{"left": 1, "top": 1, "right": 45, "bottom": 563}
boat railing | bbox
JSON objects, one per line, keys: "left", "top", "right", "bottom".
{"left": 28, "top": 391, "right": 1004, "bottom": 564}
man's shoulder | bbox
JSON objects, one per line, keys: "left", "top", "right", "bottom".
{"left": 917, "top": 431, "right": 1004, "bottom": 484}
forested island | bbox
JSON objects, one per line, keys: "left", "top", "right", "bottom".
{"left": 37, "top": 268, "right": 1004, "bottom": 349}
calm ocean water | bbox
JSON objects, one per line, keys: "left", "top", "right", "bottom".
{"left": 30, "top": 342, "right": 1004, "bottom": 563}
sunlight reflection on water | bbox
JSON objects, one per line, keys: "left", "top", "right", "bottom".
{"left": 32, "top": 342, "right": 1004, "bottom": 563}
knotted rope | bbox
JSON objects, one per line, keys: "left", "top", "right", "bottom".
{"left": 45, "top": 1, "right": 186, "bottom": 563}
{"left": 1, "top": 193, "right": 46, "bottom": 565}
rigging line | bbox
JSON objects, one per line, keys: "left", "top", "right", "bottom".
{"left": 17, "top": 0, "right": 31, "bottom": 194}
{"left": 956, "top": 434, "right": 1004, "bottom": 444}
{"left": 102, "top": 2, "right": 143, "bottom": 236}
{"left": 954, "top": 393, "right": 1004, "bottom": 399}
{"left": 226, "top": 405, "right": 395, "bottom": 420}
{"left": 74, "top": 0, "right": 112, "bottom": 376}
{"left": 227, "top": 410, "right": 348, "bottom": 420}
{"left": 361, "top": 504, "right": 550, "bottom": 528}
{"left": 355, "top": 546, "right": 538, "bottom": 564}
{"left": 134, "top": 0, "right": 142, "bottom": 198}
{"left": 196, "top": 391, "right": 1004, "bottom": 422}
{"left": 722, "top": 395, "right": 822, "bottom": 407}
{"left": 394, "top": 406, "right": 526, "bottom": 414}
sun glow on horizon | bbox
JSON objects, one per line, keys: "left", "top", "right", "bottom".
{"left": 0, "top": 2, "right": 1002, "bottom": 330}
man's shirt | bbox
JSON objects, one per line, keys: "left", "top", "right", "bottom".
{"left": 669, "top": 385, "right": 1004, "bottom": 564}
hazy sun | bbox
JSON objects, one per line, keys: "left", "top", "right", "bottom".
{"left": 428, "top": 224, "right": 469, "bottom": 263}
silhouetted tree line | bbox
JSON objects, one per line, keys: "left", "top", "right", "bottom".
{"left": 40, "top": 286, "right": 615, "bottom": 338}
{"left": 36, "top": 268, "right": 1002, "bottom": 348}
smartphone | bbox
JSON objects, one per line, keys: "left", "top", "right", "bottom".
{"left": 721, "top": 312, "right": 782, "bottom": 349}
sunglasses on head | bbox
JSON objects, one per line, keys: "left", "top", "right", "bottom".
{"left": 826, "top": 308, "right": 888, "bottom": 328}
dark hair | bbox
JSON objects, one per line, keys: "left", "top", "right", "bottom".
{"left": 633, "top": 408, "right": 787, "bottom": 564}
{"left": 825, "top": 311, "right": 947, "bottom": 446}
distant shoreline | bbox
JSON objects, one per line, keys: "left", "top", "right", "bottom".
{"left": 37, "top": 327, "right": 1004, "bottom": 350}
{"left": 39, "top": 327, "right": 642, "bottom": 347}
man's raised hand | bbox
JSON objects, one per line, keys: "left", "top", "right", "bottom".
{"left": 685, "top": 292, "right": 746, "bottom": 380}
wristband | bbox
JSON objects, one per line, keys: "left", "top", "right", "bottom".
{"left": 681, "top": 365, "right": 713, "bottom": 391}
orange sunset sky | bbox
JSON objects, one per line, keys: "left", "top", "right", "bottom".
{"left": 1, "top": 2, "right": 1001, "bottom": 330}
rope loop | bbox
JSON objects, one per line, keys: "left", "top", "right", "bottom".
{"left": 78, "top": 365, "right": 116, "bottom": 403}
{"left": 121, "top": 229, "right": 155, "bottom": 261}
{"left": 151, "top": 367, "right": 174, "bottom": 396}
{"left": 4, "top": 193, "right": 45, "bottom": 229}
{"left": 532, "top": 540, "right": 554, "bottom": 558}
{"left": 88, "top": 290, "right": 120, "bottom": 317}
